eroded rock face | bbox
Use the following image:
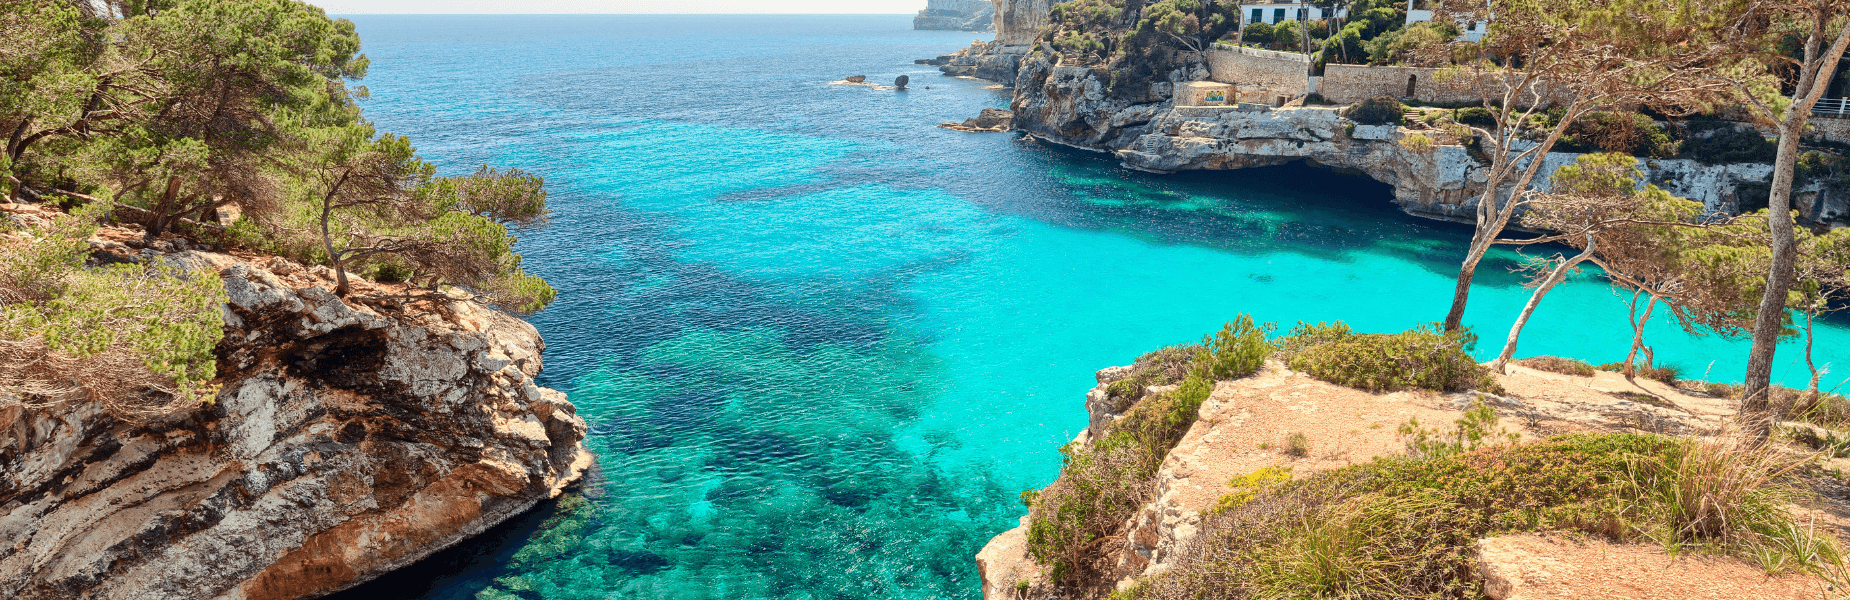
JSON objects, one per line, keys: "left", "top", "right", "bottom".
{"left": 915, "top": 0, "right": 995, "bottom": 32}
{"left": 0, "top": 252, "right": 593, "bottom": 600}
{"left": 1005, "top": 58, "right": 1803, "bottom": 222}
{"left": 994, "top": 0, "right": 1052, "bottom": 46}
{"left": 938, "top": 41, "right": 1032, "bottom": 85}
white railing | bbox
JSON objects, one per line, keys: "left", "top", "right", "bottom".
{"left": 1813, "top": 98, "right": 1850, "bottom": 119}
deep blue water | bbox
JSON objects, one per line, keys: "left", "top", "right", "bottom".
{"left": 324, "top": 14, "right": 1850, "bottom": 600}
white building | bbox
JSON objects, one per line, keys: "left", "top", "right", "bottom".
{"left": 1406, "top": 0, "right": 1489, "bottom": 42}
{"left": 1239, "top": 2, "right": 1348, "bottom": 25}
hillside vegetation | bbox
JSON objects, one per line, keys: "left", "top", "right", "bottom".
{"left": 1, "top": 0, "right": 553, "bottom": 419}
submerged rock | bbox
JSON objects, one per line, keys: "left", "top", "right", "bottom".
{"left": 0, "top": 250, "right": 592, "bottom": 600}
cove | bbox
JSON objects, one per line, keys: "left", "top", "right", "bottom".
{"left": 326, "top": 14, "right": 1850, "bottom": 600}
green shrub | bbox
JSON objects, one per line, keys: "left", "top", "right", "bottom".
{"left": 1285, "top": 432, "right": 1310, "bottom": 458}
{"left": 1685, "top": 127, "right": 1778, "bottom": 165}
{"left": 1454, "top": 106, "right": 1496, "bottom": 128}
{"left": 1346, "top": 96, "right": 1403, "bottom": 126}
{"left": 1126, "top": 433, "right": 1841, "bottom": 599}
{"left": 1198, "top": 315, "right": 1272, "bottom": 380}
{"left": 1287, "top": 323, "right": 1500, "bottom": 394}
{"left": 1105, "top": 344, "right": 1202, "bottom": 411}
{"left": 1791, "top": 391, "right": 1850, "bottom": 428}
{"left": 0, "top": 205, "right": 226, "bottom": 420}
{"left": 1272, "top": 320, "right": 1352, "bottom": 363}
{"left": 1512, "top": 355, "right": 1596, "bottom": 377}
{"left": 1398, "top": 399, "right": 1519, "bottom": 459}
{"left": 1560, "top": 111, "right": 1679, "bottom": 158}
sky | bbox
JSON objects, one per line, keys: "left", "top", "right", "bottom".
{"left": 318, "top": 0, "right": 919, "bottom": 13}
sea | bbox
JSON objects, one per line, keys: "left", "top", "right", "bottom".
{"left": 323, "top": 14, "right": 1850, "bottom": 600}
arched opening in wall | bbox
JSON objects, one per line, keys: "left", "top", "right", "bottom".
{"left": 1405, "top": 74, "right": 1418, "bottom": 98}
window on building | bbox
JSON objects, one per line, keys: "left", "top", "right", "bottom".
{"left": 1251, "top": 8, "right": 1262, "bottom": 23}
{"left": 1467, "top": 21, "right": 1477, "bottom": 31}
{"left": 1296, "top": 8, "right": 1306, "bottom": 20}
{"left": 1273, "top": 8, "right": 1285, "bottom": 22}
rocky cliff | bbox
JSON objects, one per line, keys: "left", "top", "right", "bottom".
{"left": 928, "top": 0, "right": 1053, "bottom": 85}
{"left": 1002, "top": 52, "right": 1847, "bottom": 223}
{"left": 0, "top": 220, "right": 593, "bottom": 600}
{"left": 915, "top": 0, "right": 994, "bottom": 31}
{"left": 993, "top": 0, "right": 1052, "bottom": 45}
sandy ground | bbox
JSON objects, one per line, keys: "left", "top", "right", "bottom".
{"left": 1477, "top": 534, "right": 1836, "bottom": 600}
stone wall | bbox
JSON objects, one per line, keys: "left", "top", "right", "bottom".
{"left": 1206, "top": 45, "right": 1310, "bottom": 98}
{"left": 1807, "top": 116, "right": 1850, "bottom": 146}
{"left": 993, "top": 0, "right": 1052, "bottom": 45}
{"left": 1320, "top": 64, "right": 1479, "bottom": 105}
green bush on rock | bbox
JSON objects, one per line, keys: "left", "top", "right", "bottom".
{"left": 0, "top": 204, "right": 227, "bottom": 419}
{"left": 1346, "top": 97, "right": 1404, "bottom": 126}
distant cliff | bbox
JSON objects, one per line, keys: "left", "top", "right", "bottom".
{"left": 915, "top": 0, "right": 994, "bottom": 32}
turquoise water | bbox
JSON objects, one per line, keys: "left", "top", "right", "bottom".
{"left": 326, "top": 15, "right": 1850, "bottom": 600}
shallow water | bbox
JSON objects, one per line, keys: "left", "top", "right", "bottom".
{"left": 326, "top": 14, "right": 1850, "bottom": 600}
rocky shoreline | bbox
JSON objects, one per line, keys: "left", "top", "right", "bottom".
{"left": 0, "top": 206, "right": 593, "bottom": 600}
{"left": 930, "top": 26, "right": 1847, "bottom": 226}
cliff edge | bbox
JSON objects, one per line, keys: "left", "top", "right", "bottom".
{"left": 976, "top": 358, "right": 1848, "bottom": 599}
{"left": 0, "top": 204, "right": 593, "bottom": 600}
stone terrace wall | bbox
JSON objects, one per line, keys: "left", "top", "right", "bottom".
{"left": 1808, "top": 116, "right": 1850, "bottom": 147}
{"left": 1207, "top": 45, "right": 1310, "bottom": 97}
{"left": 1321, "top": 64, "right": 1479, "bottom": 105}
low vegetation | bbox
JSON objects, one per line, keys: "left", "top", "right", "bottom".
{"left": 1026, "top": 316, "right": 1522, "bottom": 587}
{"left": 1281, "top": 322, "right": 1502, "bottom": 394}
{"left": 1103, "top": 344, "right": 1201, "bottom": 411}
{"left": 1597, "top": 361, "right": 1683, "bottom": 385}
{"left": 0, "top": 204, "right": 224, "bottom": 420}
{"left": 1125, "top": 431, "right": 1839, "bottom": 600}
{"left": 1345, "top": 97, "right": 1404, "bottom": 126}
{"left": 1512, "top": 355, "right": 1597, "bottom": 377}
{"left": 1, "top": 0, "right": 558, "bottom": 417}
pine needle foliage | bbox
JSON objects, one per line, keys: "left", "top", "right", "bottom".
{"left": 0, "top": 204, "right": 226, "bottom": 419}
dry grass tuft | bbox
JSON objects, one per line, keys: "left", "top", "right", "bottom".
{"left": 1513, "top": 355, "right": 1597, "bottom": 377}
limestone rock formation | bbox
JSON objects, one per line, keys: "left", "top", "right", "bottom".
{"left": 939, "top": 107, "right": 1015, "bottom": 132}
{"left": 1002, "top": 49, "right": 1829, "bottom": 223}
{"left": 938, "top": 41, "right": 1033, "bottom": 85}
{"left": 0, "top": 248, "right": 593, "bottom": 600}
{"left": 993, "top": 0, "right": 1052, "bottom": 46}
{"left": 914, "top": 0, "right": 994, "bottom": 32}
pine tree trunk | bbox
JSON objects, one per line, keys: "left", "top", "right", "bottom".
{"left": 1624, "top": 291, "right": 1659, "bottom": 379}
{"left": 1490, "top": 237, "right": 1597, "bottom": 373}
{"left": 1740, "top": 14, "right": 1850, "bottom": 445}
{"left": 1806, "top": 309, "right": 1821, "bottom": 406}
{"left": 1741, "top": 119, "right": 1805, "bottom": 444}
